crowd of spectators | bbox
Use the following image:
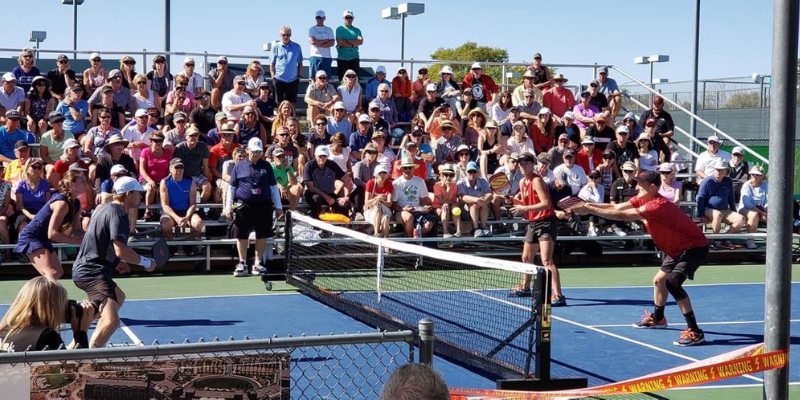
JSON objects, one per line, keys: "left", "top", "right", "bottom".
{"left": 0, "top": 9, "right": 768, "bottom": 276}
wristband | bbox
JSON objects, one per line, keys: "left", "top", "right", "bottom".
{"left": 139, "top": 255, "right": 152, "bottom": 268}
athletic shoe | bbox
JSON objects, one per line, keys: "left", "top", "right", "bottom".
{"left": 551, "top": 295, "right": 567, "bottom": 307}
{"left": 712, "top": 240, "right": 724, "bottom": 250}
{"left": 453, "top": 232, "right": 463, "bottom": 238}
{"left": 233, "top": 261, "right": 249, "bottom": 277}
{"left": 251, "top": 264, "right": 267, "bottom": 276}
{"left": 354, "top": 212, "right": 365, "bottom": 222}
{"left": 483, "top": 228, "right": 493, "bottom": 238}
{"left": 587, "top": 227, "right": 599, "bottom": 237}
{"left": 613, "top": 227, "right": 627, "bottom": 237}
{"left": 509, "top": 285, "right": 531, "bottom": 297}
{"left": 721, "top": 240, "right": 734, "bottom": 249}
{"left": 474, "top": 229, "right": 483, "bottom": 238}
{"left": 746, "top": 238, "right": 757, "bottom": 249}
{"left": 674, "top": 329, "right": 705, "bottom": 346}
{"left": 633, "top": 310, "right": 668, "bottom": 329}
{"left": 443, "top": 233, "right": 454, "bottom": 239}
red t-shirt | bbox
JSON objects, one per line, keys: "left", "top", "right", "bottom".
{"left": 629, "top": 195, "right": 709, "bottom": 258}
{"left": 53, "top": 159, "right": 89, "bottom": 175}
{"left": 365, "top": 179, "right": 394, "bottom": 198}
{"left": 520, "top": 174, "right": 554, "bottom": 222}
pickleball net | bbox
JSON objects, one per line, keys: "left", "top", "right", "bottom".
{"left": 284, "top": 212, "right": 552, "bottom": 380}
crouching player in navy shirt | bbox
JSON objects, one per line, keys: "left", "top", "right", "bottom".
{"left": 224, "top": 138, "right": 283, "bottom": 277}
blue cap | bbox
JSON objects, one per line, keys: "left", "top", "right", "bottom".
{"left": 466, "top": 161, "right": 479, "bottom": 172}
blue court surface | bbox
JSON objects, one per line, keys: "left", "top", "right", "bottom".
{"left": 1, "top": 282, "right": 797, "bottom": 394}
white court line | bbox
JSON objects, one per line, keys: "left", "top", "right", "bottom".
{"left": 565, "top": 281, "right": 800, "bottom": 290}
{"left": 591, "top": 319, "right": 800, "bottom": 328}
{"left": 119, "top": 320, "right": 144, "bottom": 346}
{"left": 467, "top": 290, "right": 765, "bottom": 384}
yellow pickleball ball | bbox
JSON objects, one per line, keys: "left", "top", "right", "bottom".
{"left": 452, "top": 207, "right": 462, "bottom": 216}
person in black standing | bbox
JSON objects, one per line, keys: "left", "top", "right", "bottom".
{"left": 606, "top": 126, "right": 640, "bottom": 176}
{"left": 224, "top": 138, "right": 283, "bottom": 278}
{"left": 639, "top": 96, "right": 675, "bottom": 160}
{"left": 72, "top": 177, "right": 156, "bottom": 348}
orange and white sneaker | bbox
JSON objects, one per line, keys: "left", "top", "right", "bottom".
{"left": 674, "top": 329, "right": 705, "bottom": 346}
{"left": 633, "top": 310, "right": 667, "bottom": 329}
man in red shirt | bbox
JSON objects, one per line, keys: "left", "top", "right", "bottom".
{"left": 542, "top": 74, "right": 576, "bottom": 123}
{"left": 573, "top": 171, "right": 709, "bottom": 346}
{"left": 460, "top": 63, "right": 499, "bottom": 111}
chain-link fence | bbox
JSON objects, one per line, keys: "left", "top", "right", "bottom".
{"left": 0, "top": 330, "right": 420, "bottom": 399}
{"left": 620, "top": 76, "right": 769, "bottom": 112}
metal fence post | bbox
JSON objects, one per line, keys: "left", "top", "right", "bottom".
{"left": 418, "top": 318, "right": 434, "bottom": 366}
{"left": 141, "top": 49, "right": 147, "bottom": 70}
{"left": 203, "top": 51, "right": 209, "bottom": 91}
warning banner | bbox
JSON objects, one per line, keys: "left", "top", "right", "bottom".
{"left": 450, "top": 343, "right": 787, "bottom": 399}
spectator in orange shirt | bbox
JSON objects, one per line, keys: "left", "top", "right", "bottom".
{"left": 209, "top": 124, "right": 241, "bottom": 202}
{"left": 410, "top": 67, "right": 432, "bottom": 110}
{"left": 391, "top": 67, "right": 413, "bottom": 122}
{"left": 542, "top": 74, "right": 575, "bottom": 123}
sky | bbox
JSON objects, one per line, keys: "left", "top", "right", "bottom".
{"left": 2, "top": 0, "right": 779, "bottom": 86}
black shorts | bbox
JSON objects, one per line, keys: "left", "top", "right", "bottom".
{"left": 660, "top": 245, "right": 709, "bottom": 280}
{"left": 233, "top": 203, "right": 274, "bottom": 240}
{"left": 525, "top": 216, "right": 558, "bottom": 244}
{"left": 75, "top": 279, "right": 119, "bottom": 309}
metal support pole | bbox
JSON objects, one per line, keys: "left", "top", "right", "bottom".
{"left": 764, "top": 0, "right": 797, "bottom": 398}
{"left": 400, "top": 14, "right": 406, "bottom": 66}
{"left": 418, "top": 318, "right": 434, "bottom": 366}
{"left": 141, "top": 49, "right": 147, "bottom": 70}
{"left": 689, "top": 0, "right": 701, "bottom": 146}
{"left": 649, "top": 62, "right": 655, "bottom": 104}
{"left": 164, "top": 0, "right": 171, "bottom": 69}
{"left": 34, "top": 40, "right": 40, "bottom": 61}
{"left": 72, "top": 0, "right": 78, "bottom": 60}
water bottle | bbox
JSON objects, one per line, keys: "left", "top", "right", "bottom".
{"left": 414, "top": 223, "right": 422, "bottom": 238}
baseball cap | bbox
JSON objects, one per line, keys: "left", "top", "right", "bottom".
{"left": 108, "top": 69, "right": 122, "bottom": 78}
{"left": 405, "top": 141, "right": 418, "bottom": 149}
{"left": 113, "top": 176, "right": 144, "bottom": 194}
{"left": 217, "top": 55, "right": 228, "bottom": 63}
{"left": 582, "top": 136, "right": 595, "bottom": 145}
{"left": 173, "top": 111, "right": 187, "bottom": 122}
{"left": 376, "top": 66, "right": 386, "bottom": 75}
{"left": 343, "top": 10, "right": 354, "bottom": 18}
{"left": 634, "top": 171, "right": 661, "bottom": 186}
{"left": 598, "top": 66, "right": 609, "bottom": 74}
{"left": 621, "top": 161, "right": 637, "bottom": 171}
{"left": 623, "top": 111, "right": 636, "bottom": 122}
{"left": 653, "top": 96, "right": 665, "bottom": 106}
{"left": 471, "top": 62, "right": 483, "bottom": 70}
{"left": 68, "top": 163, "right": 88, "bottom": 172}
{"left": 344, "top": 69, "right": 357, "bottom": 77}
{"left": 539, "top": 107, "right": 552, "bottom": 115}
{"left": 456, "top": 144, "right": 470, "bottom": 155}
{"left": 333, "top": 101, "right": 346, "bottom": 110}
{"left": 558, "top": 133, "right": 569, "bottom": 141}
{"left": 248, "top": 137, "right": 263, "bottom": 152}
{"left": 315, "top": 10, "right": 325, "bottom": 18}
{"left": 368, "top": 100, "right": 381, "bottom": 110}
{"left": 233, "top": 75, "right": 245, "bottom": 84}
{"left": 732, "top": 146, "right": 745, "bottom": 155}
{"left": 536, "top": 153, "right": 551, "bottom": 164}
{"left": 425, "top": 83, "right": 437, "bottom": 92}
{"left": 518, "top": 152, "right": 536, "bottom": 163}
{"left": 748, "top": 166, "right": 765, "bottom": 175}
{"left": 48, "top": 111, "right": 65, "bottom": 123}
{"left": 595, "top": 115, "right": 607, "bottom": 123}
{"left": 110, "top": 164, "right": 128, "bottom": 175}
{"left": 371, "top": 130, "right": 387, "bottom": 140}
{"left": 466, "top": 161, "right": 479, "bottom": 172}
{"left": 588, "top": 170, "right": 601, "bottom": 180}
{"left": 27, "top": 158, "right": 44, "bottom": 167}
{"left": 134, "top": 109, "right": 148, "bottom": 118}
{"left": 1, "top": 72, "right": 15, "bottom": 82}
{"left": 215, "top": 112, "right": 228, "bottom": 122}
{"left": 555, "top": 169, "right": 569, "bottom": 186}
{"left": 14, "top": 140, "right": 29, "bottom": 149}
{"left": 5, "top": 110, "right": 21, "bottom": 120}
{"left": 89, "top": 52, "right": 100, "bottom": 60}
{"left": 272, "top": 147, "right": 285, "bottom": 157}
{"left": 418, "top": 67, "right": 428, "bottom": 74}
{"left": 315, "top": 70, "right": 328, "bottom": 78}
{"left": 712, "top": 159, "right": 729, "bottom": 170}
{"left": 64, "top": 138, "right": 81, "bottom": 149}
{"left": 101, "top": 85, "right": 114, "bottom": 93}
{"left": 533, "top": 53, "right": 543, "bottom": 60}
{"left": 616, "top": 125, "right": 630, "bottom": 135}
{"left": 590, "top": 79, "right": 600, "bottom": 87}
{"left": 658, "top": 162, "right": 675, "bottom": 173}
{"left": 315, "top": 146, "right": 330, "bottom": 157}
{"left": 562, "top": 111, "right": 575, "bottom": 120}
{"left": 373, "top": 165, "right": 389, "bottom": 176}
{"left": 57, "top": 54, "right": 69, "bottom": 62}
{"left": 522, "top": 70, "right": 536, "bottom": 79}
{"left": 183, "top": 57, "right": 195, "bottom": 65}
{"left": 707, "top": 135, "right": 721, "bottom": 143}
{"left": 358, "top": 114, "right": 371, "bottom": 124}
{"left": 563, "top": 149, "right": 575, "bottom": 157}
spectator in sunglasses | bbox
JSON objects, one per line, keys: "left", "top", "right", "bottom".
{"left": 304, "top": 70, "right": 340, "bottom": 122}
{"left": 47, "top": 55, "right": 77, "bottom": 101}
{"left": 308, "top": 10, "right": 335, "bottom": 80}
{"left": 118, "top": 56, "right": 137, "bottom": 89}
{"left": 13, "top": 48, "right": 41, "bottom": 94}
{"left": 209, "top": 56, "right": 234, "bottom": 110}
{"left": 177, "top": 57, "right": 203, "bottom": 95}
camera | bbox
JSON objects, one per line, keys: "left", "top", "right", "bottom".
{"left": 64, "top": 299, "right": 81, "bottom": 323}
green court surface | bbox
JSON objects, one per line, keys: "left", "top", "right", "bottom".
{"left": 0, "top": 262, "right": 796, "bottom": 399}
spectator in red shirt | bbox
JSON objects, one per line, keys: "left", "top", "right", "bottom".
{"left": 209, "top": 124, "right": 241, "bottom": 202}
{"left": 573, "top": 171, "right": 710, "bottom": 347}
{"left": 460, "top": 63, "right": 499, "bottom": 112}
{"left": 410, "top": 67, "right": 432, "bottom": 110}
{"left": 392, "top": 142, "right": 427, "bottom": 180}
{"left": 391, "top": 67, "right": 413, "bottom": 122}
{"left": 542, "top": 74, "right": 575, "bottom": 123}
{"left": 576, "top": 136, "right": 604, "bottom": 174}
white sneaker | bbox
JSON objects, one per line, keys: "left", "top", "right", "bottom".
{"left": 251, "top": 264, "right": 267, "bottom": 275}
{"left": 233, "top": 262, "right": 249, "bottom": 277}
{"left": 483, "top": 228, "right": 493, "bottom": 238}
{"left": 746, "top": 239, "right": 757, "bottom": 249}
{"left": 613, "top": 227, "right": 627, "bottom": 237}
{"left": 474, "top": 230, "right": 483, "bottom": 238}
{"left": 587, "top": 227, "right": 598, "bottom": 237}
{"left": 443, "top": 233, "right": 454, "bottom": 239}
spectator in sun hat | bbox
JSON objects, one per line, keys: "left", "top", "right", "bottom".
{"left": 694, "top": 135, "right": 731, "bottom": 183}
{"left": 434, "top": 120, "right": 465, "bottom": 165}
{"left": 23, "top": 76, "right": 56, "bottom": 135}
{"left": 39, "top": 112, "right": 74, "bottom": 165}
{"left": 392, "top": 141, "right": 427, "bottom": 180}
{"left": 392, "top": 66, "right": 413, "bottom": 121}
{"left": 54, "top": 85, "right": 89, "bottom": 136}
{"left": 177, "top": 56, "right": 204, "bottom": 95}
{"left": 427, "top": 101, "right": 462, "bottom": 142}
{"left": 270, "top": 25, "right": 304, "bottom": 104}
{"left": 697, "top": 159, "right": 744, "bottom": 249}
{"left": 304, "top": 69, "right": 341, "bottom": 122}
{"left": 437, "top": 65, "right": 462, "bottom": 115}
{"left": 418, "top": 82, "right": 445, "bottom": 125}
{"left": 728, "top": 146, "right": 750, "bottom": 203}
{"left": 208, "top": 55, "right": 234, "bottom": 109}
{"left": 512, "top": 70, "right": 544, "bottom": 106}
{"left": 461, "top": 62, "right": 500, "bottom": 111}
{"left": 95, "top": 135, "right": 136, "bottom": 187}
{"left": 527, "top": 52, "right": 552, "bottom": 91}
{"left": 364, "top": 65, "right": 391, "bottom": 107}
{"left": 222, "top": 75, "right": 255, "bottom": 121}
{"left": 542, "top": 74, "right": 575, "bottom": 121}
{"left": 308, "top": 10, "right": 335, "bottom": 80}
{"left": 335, "top": 10, "right": 364, "bottom": 82}
{"left": 47, "top": 54, "right": 77, "bottom": 101}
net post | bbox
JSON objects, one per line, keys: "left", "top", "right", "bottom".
{"left": 284, "top": 211, "right": 293, "bottom": 270}
{"left": 534, "top": 267, "right": 551, "bottom": 381}
{"left": 418, "top": 318, "right": 434, "bottom": 366}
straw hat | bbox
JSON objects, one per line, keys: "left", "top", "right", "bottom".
{"left": 399, "top": 157, "right": 419, "bottom": 169}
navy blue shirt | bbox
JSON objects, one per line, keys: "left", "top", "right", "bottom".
{"left": 72, "top": 203, "right": 129, "bottom": 282}
{"left": 230, "top": 158, "right": 277, "bottom": 204}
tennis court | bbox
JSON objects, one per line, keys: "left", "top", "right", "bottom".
{"left": 0, "top": 264, "right": 797, "bottom": 398}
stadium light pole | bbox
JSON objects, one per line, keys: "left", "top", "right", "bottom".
{"left": 381, "top": 3, "right": 425, "bottom": 66}
{"left": 165, "top": 0, "right": 171, "bottom": 69}
{"left": 690, "top": 0, "right": 701, "bottom": 151}
{"left": 634, "top": 54, "right": 669, "bottom": 103}
{"left": 28, "top": 31, "right": 47, "bottom": 61}
{"left": 60, "top": 0, "right": 84, "bottom": 60}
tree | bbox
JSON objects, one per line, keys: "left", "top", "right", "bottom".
{"left": 423, "top": 42, "right": 530, "bottom": 89}
{"left": 722, "top": 92, "right": 760, "bottom": 109}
